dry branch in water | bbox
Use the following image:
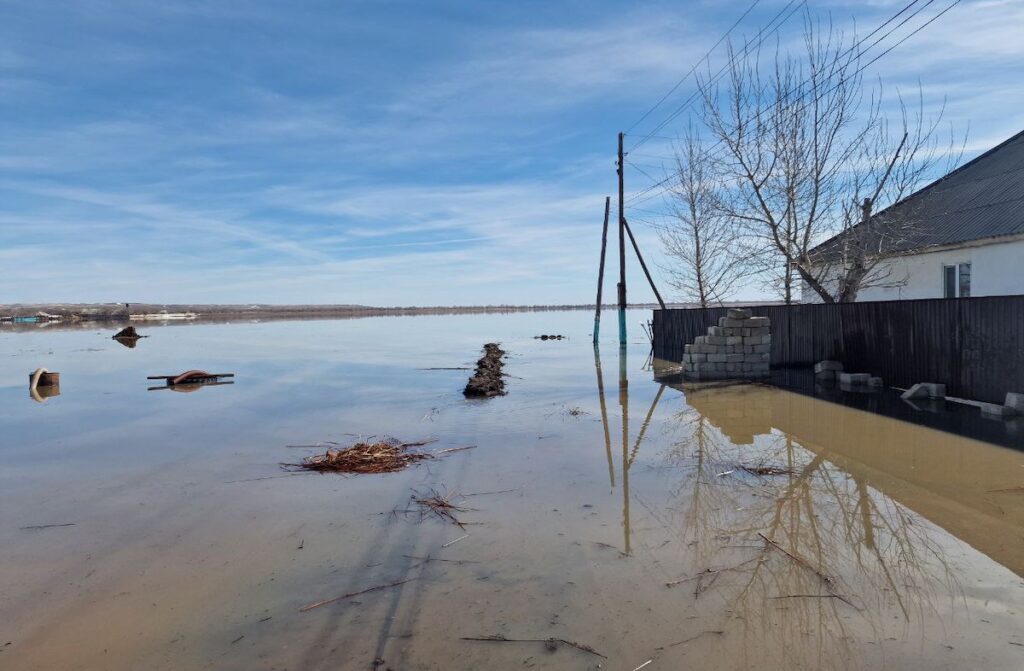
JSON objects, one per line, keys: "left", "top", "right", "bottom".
{"left": 299, "top": 578, "right": 415, "bottom": 612}
{"left": 461, "top": 635, "right": 606, "bottom": 659}
{"left": 409, "top": 488, "right": 475, "bottom": 528}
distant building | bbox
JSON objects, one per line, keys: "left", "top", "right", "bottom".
{"left": 803, "top": 130, "right": 1024, "bottom": 302}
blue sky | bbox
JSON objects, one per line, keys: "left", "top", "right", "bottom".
{"left": 1, "top": 0, "right": 1022, "bottom": 306}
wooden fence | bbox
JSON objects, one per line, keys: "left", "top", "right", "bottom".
{"left": 652, "top": 295, "right": 1024, "bottom": 404}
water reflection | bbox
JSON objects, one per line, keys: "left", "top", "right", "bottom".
{"left": 651, "top": 381, "right": 1024, "bottom": 668}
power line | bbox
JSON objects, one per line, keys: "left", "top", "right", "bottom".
{"left": 627, "top": 0, "right": 808, "bottom": 153}
{"left": 624, "top": 0, "right": 962, "bottom": 209}
{"left": 624, "top": 0, "right": 764, "bottom": 134}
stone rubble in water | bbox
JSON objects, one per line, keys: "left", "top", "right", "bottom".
{"left": 681, "top": 308, "right": 770, "bottom": 380}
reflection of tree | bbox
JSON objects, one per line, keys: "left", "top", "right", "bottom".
{"left": 658, "top": 386, "right": 966, "bottom": 669}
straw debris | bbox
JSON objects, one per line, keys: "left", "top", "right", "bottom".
{"left": 290, "top": 438, "right": 436, "bottom": 474}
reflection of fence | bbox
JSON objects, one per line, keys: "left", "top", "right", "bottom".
{"left": 652, "top": 295, "right": 1024, "bottom": 404}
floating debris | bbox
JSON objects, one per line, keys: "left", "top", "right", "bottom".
{"left": 534, "top": 334, "right": 565, "bottom": 340}
{"left": 461, "top": 634, "right": 606, "bottom": 659}
{"left": 463, "top": 343, "right": 507, "bottom": 398}
{"left": 292, "top": 439, "right": 435, "bottom": 474}
{"left": 740, "top": 464, "right": 794, "bottom": 476}
{"left": 286, "top": 439, "right": 474, "bottom": 475}
{"left": 407, "top": 488, "right": 474, "bottom": 528}
{"left": 112, "top": 326, "right": 146, "bottom": 348}
{"left": 147, "top": 370, "right": 235, "bottom": 392}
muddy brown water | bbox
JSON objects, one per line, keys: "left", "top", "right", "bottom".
{"left": 1, "top": 311, "right": 1023, "bottom": 670}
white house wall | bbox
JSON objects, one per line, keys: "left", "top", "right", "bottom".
{"left": 801, "top": 237, "right": 1024, "bottom": 302}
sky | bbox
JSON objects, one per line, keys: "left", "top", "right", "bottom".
{"left": 1, "top": 0, "right": 1022, "bottom": 307}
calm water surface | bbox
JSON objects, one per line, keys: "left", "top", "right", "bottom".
{"left": 1, "top": 311, "right": 1023, "bottom": 670}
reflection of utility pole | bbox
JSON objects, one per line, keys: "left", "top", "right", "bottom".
{"left": 593, "top": 345, "right": 615, "bottom": 488}
{"left": 619, "top": 343, "right": 631, "bottom": 555}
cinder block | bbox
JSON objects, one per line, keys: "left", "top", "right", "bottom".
{"left": 684, "top": 343, "right": 692, "bottom": 353}
{"left": 691, "top": 353, "right": 707, "bottom": 363}
{"left": 726, "top": 353, "right": 745, "bottom": 363}
{"left": 748, "top": 316, "right": 770, "bottom": 327}
{"left": 707, "top": 336, "right": 727, "bottom": 345}
{"left": 725, "top": 363, "right": 739, "bottom": 372}
{"left": 742, "top": 336, "right": 761, "bottom": 345}
{"left": 980, "top": 402, "right": 1015, "bottom": 418}
{"left": 749, "top": 327, "right": 770, "bottom": 337}
{"left": 722, "top": 318, "right": 747, "bottom": 328}
{"left": 838, "top": 373, "right": 871, "bottom": 385}
{"left": 815, "top": 360, "right": 843, "bottom": 374}
{"left": 707, "top": 354, "right": 727, "bottom": 363}
{"left": 708, "top": 326, "right": 726, "bottom": 336}
{"left": 727, "top": 308, "right": 752, "bottom": 319}
{"left": 753, "top": 344, "right": 770, "bottom": 353}
{"left": 741, "top": 328, "right": 751, "bottom": 337}
{"left": 815, "top": 370, "right": 836, "bottom": 381}
{"left": 726, "top": 336, "right": 743, "bottom": 345}
{"left": 695, "top": 335, "right": 706, "bottom": 345}
{"left": 1005, "top": 392, "right": 1024, "bottom": 413}
{"left": 901, "top": 382, "right": 946, "bottom": 400}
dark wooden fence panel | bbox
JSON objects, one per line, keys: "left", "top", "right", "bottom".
{"left": 652, "top": 296, "right": 1024, "bottom": 404}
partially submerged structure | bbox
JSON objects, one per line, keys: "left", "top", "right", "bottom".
{"left": 803, "top": 129, "right": 1024, "bottom": 302}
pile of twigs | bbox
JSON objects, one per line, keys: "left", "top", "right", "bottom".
{"left": 463, "top": 343, "right": 507, "bottom": 398}
{"left": 740, "top": 464, "right": 794, "bottom": 476}
{"left": 291, "top": 439, "right": 435, "bottom": 474}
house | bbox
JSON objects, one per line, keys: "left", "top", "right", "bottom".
{"left": 802, "top": 129, "right": 1024, "bottom": 302}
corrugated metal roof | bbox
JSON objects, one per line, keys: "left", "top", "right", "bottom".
{"left": 811, "top": 129, "right": 1024, "bottom": 259}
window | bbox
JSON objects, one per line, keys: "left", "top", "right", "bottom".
{"left": 959, "top": 262, "right": 971, "bottom": 298}
{"left": 943, "top": 262, "right": 971, "bottom": 298}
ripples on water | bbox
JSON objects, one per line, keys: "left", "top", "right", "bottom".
{"left": 1, "top": 310, "right": 1023, "bottom": 670}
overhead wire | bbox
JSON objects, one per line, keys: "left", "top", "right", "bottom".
{"left": 623, "top": 0, "right": 963, "bottom": 209}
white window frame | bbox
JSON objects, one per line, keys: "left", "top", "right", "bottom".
{"left": 942, "top": 262, "right": 971, "bottom": 298}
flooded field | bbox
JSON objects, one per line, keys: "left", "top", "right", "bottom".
{"left": 2, "top": 311, "right": 1023, "bottom": 670}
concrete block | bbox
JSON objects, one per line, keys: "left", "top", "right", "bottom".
{"left": 684, "top": 343, "right": 692, "bottom": 353}
{"left": 980, "top": 402, "right": 1016, "bottom": 418}
{"left": 694, "top": 335, "right": 706, "bottom": 345}
{"left": 682, "top": 353, "right": 691, "bottom": 363}
{"left": 708, "top": 326, "right": 726, "bottom": 336}
{"left": 749, "top": 327, "right": 770, "bottom": 337}
{"left": 868, "top": 377, "right": 884, "bottom": 387}
{"left": 691, "top": 353, "right": 706, "bottom": 363}
{"left": 726, "top": 353, "right": 745, "bottom": 363}
{"left": 901, "top": 382, "right": 946, "bottom": 400}
{"left": 838, "top": 372, "right": 871, "bottom": 385}
{"left": 753, "top": 344, "right": 770, "bottom": 353}
{"left": 815, "top": 370, "right": 836, "bottom": 381}
{"left": 722, "top": 318, "right": 747, "bottom": 328}
{"left": 742, "top": 336, "right": 762, "bottom": 345}
{"left": 1005, "top": 392, "right": 1024, "bottom": 413}
{"left": 707, "top": 335, "right": 727, "bottom": 345}
{"left": 725, "top": 336, "right": 743, "bottom": 345}
{"left": 707, "top": 354, "right": 727, "bottom": 363}
{"left": 741, "top": 328, "right": 751, "bottom": 337}
{"left": 748, "top": 316, "right": 770, "bottom": 327}
{"left": 725, "top": 363, "right": 739, "bottom": 372}
{"left": 728, "top": 308, "right": 752, "bottom": 319}
{"left": 815, "top": 360, "right": 843, "bottom": 374}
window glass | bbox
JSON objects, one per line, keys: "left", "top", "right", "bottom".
{"left": 959, "top": 262, "right": 971, "bottom": 298}
{"left": 944, "top": 265, "right": 956, "bottom": 298}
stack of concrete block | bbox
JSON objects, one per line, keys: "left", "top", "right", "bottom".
{"left": 816, "top": 361, "right": 883, "bottom": 388}
{"left": 681, "top": 308, "right": 771, "bottom": 380}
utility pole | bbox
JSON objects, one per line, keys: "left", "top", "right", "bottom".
{"left": 617, "top": 132, "right": 627, "bottom": 346}
{"left": 593, "top": 196, "right": 611, "bottom": 345}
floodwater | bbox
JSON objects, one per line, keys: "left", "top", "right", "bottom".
{"left": 1, "top": 311, "right": 1023, "bottom": 671}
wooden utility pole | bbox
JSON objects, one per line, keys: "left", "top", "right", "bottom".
{"left": 617, "top": 132, "right": 627, "bottom": 346}
{"left": 593, "top": 196, "right": 611, "bottom": 345}
{"left": 623, "top": 218, "right": 666, "bottom": 310}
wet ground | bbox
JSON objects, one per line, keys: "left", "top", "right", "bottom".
{"left": 2, "top": 310, "right": 1023, "bottom": 670}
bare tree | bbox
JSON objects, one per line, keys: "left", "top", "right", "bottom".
{"left": 696, "top": 19, "right": 959, "bottom": 303}
{"left": 658, "top": 128, "right": 751, "bottom": 307}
